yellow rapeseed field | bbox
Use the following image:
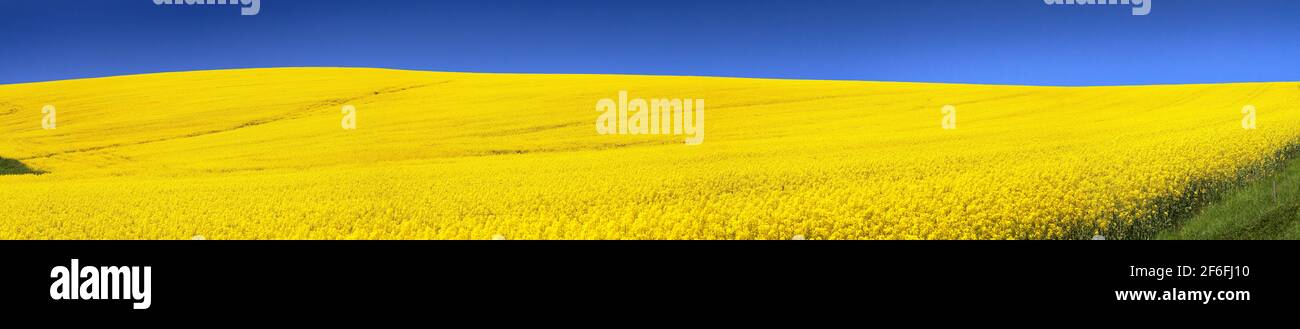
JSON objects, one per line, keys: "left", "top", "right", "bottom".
{"left": 1, "top": 68, "right": 1298, "bottom": 239}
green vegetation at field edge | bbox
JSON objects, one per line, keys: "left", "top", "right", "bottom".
{"left": 1161, "top": 155, "right": 1300, "bottom": 240}
{"left": 0, "top": 157, "right": 42, "bottom": 176}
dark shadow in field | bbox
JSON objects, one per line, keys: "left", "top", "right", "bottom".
{"left": 0, "top": 157, "right": 43, "bottom": 175}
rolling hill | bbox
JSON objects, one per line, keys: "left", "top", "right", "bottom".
{"left": 1, "top": 68, "right": 1298, "bottom": 239}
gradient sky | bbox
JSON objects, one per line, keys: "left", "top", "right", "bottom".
{"left": 1, "top": 0, "right": 1298, "bottom": 85}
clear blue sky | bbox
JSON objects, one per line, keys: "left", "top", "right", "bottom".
{"left": 1, "top": 0, "right": 1297, "bottom": 86}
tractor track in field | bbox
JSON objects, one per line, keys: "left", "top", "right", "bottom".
{"left": 16, "top": 82, "right": 446, "bottom": 161}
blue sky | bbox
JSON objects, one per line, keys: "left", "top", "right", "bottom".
{"left": 1, "top": 0, "right": 1297, "bottom": 85}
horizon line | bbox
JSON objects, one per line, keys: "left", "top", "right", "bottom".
{"left": 4, "top": 66, "right": 1298, "bottom": 88}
